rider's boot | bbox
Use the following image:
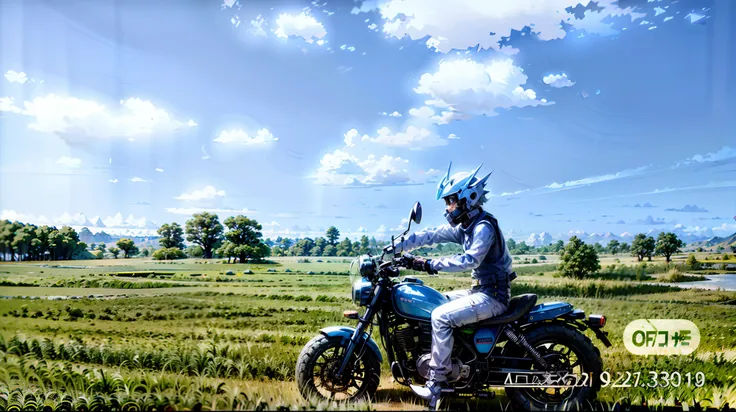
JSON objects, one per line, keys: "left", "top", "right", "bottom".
{"left": 426, "top": 379, "right": 447, "bottom": 411}
{"left": 410, "top": 375, "right": 448, "bottom": 411}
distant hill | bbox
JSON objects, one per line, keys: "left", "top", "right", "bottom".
{"left": 690, "top": 231, "right": 736, "bottom": 249}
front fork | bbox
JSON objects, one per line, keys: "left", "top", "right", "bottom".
{"left": 334, "top": 284, "right": 383, "bottom": 380}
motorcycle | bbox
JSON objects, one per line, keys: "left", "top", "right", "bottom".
{"left": 296, "top": 201, "right": 611, "bottom": 410}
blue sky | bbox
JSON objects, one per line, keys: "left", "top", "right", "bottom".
{"left": 0, "top": 0, "right": 734, "bottom": 243}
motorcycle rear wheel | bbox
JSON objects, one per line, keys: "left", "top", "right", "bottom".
{"left": 296, "top": 334, "right": 381, "bottom": 403}
{"left": 503, "top": 324, "right": 603, "bottom": 411}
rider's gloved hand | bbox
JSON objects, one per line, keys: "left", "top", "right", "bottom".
{"left": 411, "top": 257, "right": 438, "bottom": 275}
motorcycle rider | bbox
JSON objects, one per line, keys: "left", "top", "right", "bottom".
{"left": 387, "top": 162, "right": 516, "bottom": 410}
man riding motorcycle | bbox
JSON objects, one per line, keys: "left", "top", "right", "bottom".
{"left": 386, "top": 162, "right": 517, "bottom": 410}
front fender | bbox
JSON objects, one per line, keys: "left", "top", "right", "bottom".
{"left": 319, "top": 326, "right": 383, "bottom": 362}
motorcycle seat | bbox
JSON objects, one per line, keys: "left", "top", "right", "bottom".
{"left": 474, "top": 294, "right": 538, "bottom": 326}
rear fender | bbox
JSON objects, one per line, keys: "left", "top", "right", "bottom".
{"left": 319, "top": 326, "right": 383, "bottom": 362}
{"left": 522, "top": 301, "right": 574, "bottom": 324}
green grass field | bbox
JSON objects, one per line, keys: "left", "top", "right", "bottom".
{"left": 0, "top": 256, "right": 734, "bottom": 411}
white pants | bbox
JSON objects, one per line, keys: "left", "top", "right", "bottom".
{"left": 428, "top": 289, "right": 508, "bottom": 382}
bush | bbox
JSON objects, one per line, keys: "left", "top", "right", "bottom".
{"left": 724, "top": 254, "right": 731, "bottom": 261}
{"left": 152, "top": 247, "right": 186, "bottom": 261}
{"left": 685, "top": 254, "right": 701, "bottom": 270}
{"left": 243, "top": 270, "right": 254, "bottom": 275}
{"left": 531, "top": 258, "right": 538, "bottom": 264}
{"left": 538, "top": 255, "right": 547, "bottom": 261}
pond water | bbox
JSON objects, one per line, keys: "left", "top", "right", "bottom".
{"left": 661, "top": 274, "right": 736, "bottom": 291}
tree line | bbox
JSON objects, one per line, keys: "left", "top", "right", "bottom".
{"left": 0, "top": 214, "right": 692, "bottom": 264}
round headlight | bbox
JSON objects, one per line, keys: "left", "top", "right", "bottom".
{"left": 359, "top": 256, "right": 376, "bottom": 278}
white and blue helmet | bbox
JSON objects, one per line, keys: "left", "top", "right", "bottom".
{"left": 436, "top": 162, "right": 492, "bottom": 226}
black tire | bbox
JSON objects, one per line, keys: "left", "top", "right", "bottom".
{"left": 296, "top": 334, "right": 381, "bottom": 403}
{"left": 503, "top": 324, "right": 603, "bottom": 411}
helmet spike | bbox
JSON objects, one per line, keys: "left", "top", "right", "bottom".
{"left": 436, "top": 161, "right": 453, "bottom": 200}
{"left": 476, "top": 170, "right": 493, "bottom": 187}
{"left": 465, "top": 163, "right": 483, "bottom": 189}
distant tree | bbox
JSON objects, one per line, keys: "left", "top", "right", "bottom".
{"left": 157, "top": 223, "right": 185, "bottom": 249}
{"left": 153, "top": 247, "right": 186, "bottom": 260}
{"left": 593, "top": 243, "right": 605, "bottom": 254}
{"left": 185, "top": 212, "right": 224, "bottom": 259}
{"left": 94, "top": 250, "right": 104, "bottom": 259}
{"left": 217, "top": 215, "right": 269, "bottom": 263}
{"left": 109, "top": 247, "right": 121, "bottom": 259}
{"left": 89, "top": 243, "right": 97, "bottom": 251}
{"left": 730, "top": 242, "right": 736, "bottom": 253}
{"left": 271, "top": 246, "right": 284, "bottom": 257}
{"left": 337, "top": 237, "right": 353, "bottom": 256}
{"left": 141, "top": 248, "right": 150, "bottom": 257}
{"left": 716, "top": 245, "right": 725, "bottom": 254}
{"left": 97, "top": 244, "right": 107, "bottom": 252}
{"left": 323, "top": 245, "right": 337, "bottom": 257}
{"left": 116, "top": 238, "right": 139, "bottom": 258}
{"left": 619, "top": 242, "right": 631, "bottom": 254}
{"left": 518, "top": 241, "right": 531, "bottom": 255}
{"left": 185, "top": 245, "right": 204, "bottom": 258}
{"left": 326, "top": 227, "right": 340, "bottom": 246}
{"left": 631, "top": 234, "right": 656, "bottom": 262}
{"left": 352, "top": 241, "right": 361, "bottom": 255}
{"left": 557, "top": 236, "right": 601, "bottom": 279}
{"left": 507, "top": 238, "right": 517, "bottom": 251}
{"left": 607, "top": 240, "right": 621, "bottom": 255}
{"left": 553, "top": 240, "right": 565, "bottom": 254}
{"left": 655, "top": 232, "right": 685, "bottom": 263}
{"left": 360, "top": 235, "right": 370, "bottom": 255}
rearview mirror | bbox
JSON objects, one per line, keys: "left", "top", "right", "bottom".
{"left": 409, "top": 202, "right": 422, "bottom": 225}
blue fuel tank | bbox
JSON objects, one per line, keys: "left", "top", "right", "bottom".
{"left": 392, "top": 283, "right": 449, "bottom": 321}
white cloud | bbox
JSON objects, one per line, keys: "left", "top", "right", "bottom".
{"left": 407, "top": 106, "right": 462, "bottom": 125}
{"left": 344, "top": 125, "right": 448, "bottom": 150}
{"left": 213, "top": 128, "right": 278, "bottom": 145}
{"left": 263, "top": 220, "right": 281, "bottom": 227}
{"left": 165, "top": 207, "right": 254, "bottom": 216}
{"left": 250, "top": 15, "right": 268, "bottom": 36}
{"left": 368, "top": 23, "right": 378, "bottom": 31}
{"left": 391, "top": 217, "right": 410, "bottom": 231}
{"left": 677, "top": 146, "right": 736, "bottom": 166}
{"left": 109, "top": 179, "right": 119, "bottom": 183}
{"left": 312, "top": 150, "right": 413, "bottom": 186}
{"left": 356, "top": 227, "right": 368, "bottom": 232}
{"left": 14, "top": 94, "right": 196, "bottom": 144}
{"left": 274, "top": 13, "right": 327, "bottom": 44}
{"left": 376, "top": 224, "right": 386, "bottom": 233}
{"left": 0, "top": 97, "right": 21, "bottom": 113}
{"left": 175, "top": 185, "right": 226, "bottom": 201}
{"left": 543, "top": 73, "right": 575, "bottom": 88}
{"left": 544, "top": 166, "right": 649, "bottom": 190}
{"left": 4, "top": 70, "right": 28, "bottom": 84}
{"left": 447, "top": 133, "right": 460, "bottom": 139}
{"left": 155, "top": 168, "right": 164, "bottom": 172}
{"left": 713, "top": 223, "right": 736, "bottom": 234}
{"left": 364, "top": 125, "right": 448, "bottom": 149}
{"left": 371, "top": 0, "right": 645, "bottom": 54}
{"left": 130, "top": 177, "right": 149, "bottom": 183}
{"left": 380, "top": 111, "right": 402, "bottom": 117}
{"left": 414, "top": 58, "right": 552, "bottom": 121}
{"left": 55, "top": 156, "right": 81, "bottom": 168}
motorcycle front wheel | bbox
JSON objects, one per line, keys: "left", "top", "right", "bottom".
{"left": 296, "top": 334, "right": 381, "bottom": 402}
